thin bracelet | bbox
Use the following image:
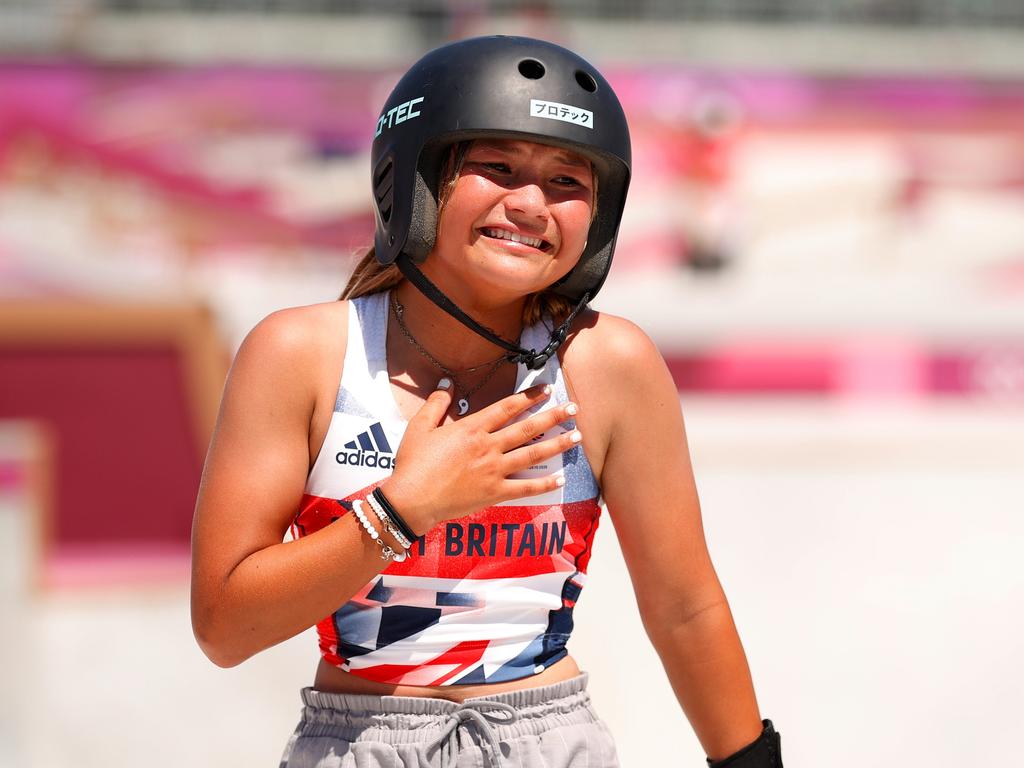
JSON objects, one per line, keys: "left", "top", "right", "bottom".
{"left": 371, "top": 488, "right": 419, "bottom": 543}
{"left": 365, "top": 492, "right": 413, "bottom": 550}
{"left": 365, "top": 492, "right": 414, "bottom": 550}
{"left": 353, "top": 499, "right": 406, "bottom": 562}
{"left": 352, "top": 499, "right": 406, "bottom": 562}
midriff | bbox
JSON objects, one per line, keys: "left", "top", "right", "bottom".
{"left": 313, "top": 653, "right": 581, "bottom": 703}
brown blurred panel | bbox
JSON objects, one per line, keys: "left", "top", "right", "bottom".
{"left": 0, "top": 302, "right": 228, "bottom": 560}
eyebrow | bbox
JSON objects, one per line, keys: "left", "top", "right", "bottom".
{"left": 552, "top": 153, "right": 591, "bottom": 169}
{"left": 471, "top": 141, "right": 591, "bottom": 169}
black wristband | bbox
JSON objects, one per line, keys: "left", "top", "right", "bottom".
{"left": 371, "top": 487, "right": 419, "bottom": 543}
{"left": 706, "top": 720, "right": 782, "bottom": 768}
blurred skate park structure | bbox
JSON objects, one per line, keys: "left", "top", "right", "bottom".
{"left": 1, "top": 2, "right": 1022, "bottom": 766}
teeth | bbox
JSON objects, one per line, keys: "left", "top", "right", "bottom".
{"left": 482, "top": 228, "right": 544, "bottom": 249}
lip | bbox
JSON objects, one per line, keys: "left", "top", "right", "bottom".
{"left": 477, "top": 226, "right": 554, "bottom": 253}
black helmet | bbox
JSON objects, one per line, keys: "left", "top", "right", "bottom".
{"left": 370, "top": 35, "right": 632, "bottom": 368}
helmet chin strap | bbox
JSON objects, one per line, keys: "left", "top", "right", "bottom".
{"left": 396, "top": 253, "right": 589, "bottom": 371}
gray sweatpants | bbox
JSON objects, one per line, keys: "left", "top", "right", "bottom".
{"left": 279, "top": 671, "right": 621, "bottom": 768}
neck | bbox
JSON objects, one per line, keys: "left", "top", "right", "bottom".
{"left": 389, "top": 281, "right": 526, "bottom": 372}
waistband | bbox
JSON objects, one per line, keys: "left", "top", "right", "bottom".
{"left": 296, "top": 671, "right": 594, "bottom": 745}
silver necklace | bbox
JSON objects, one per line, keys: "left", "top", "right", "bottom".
{"left": 391, "top": 296, "right": 510, "bottom": 416}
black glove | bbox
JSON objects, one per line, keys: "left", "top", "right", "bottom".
{"left": 706, "top": 719, "right": 782, "bottom": 768}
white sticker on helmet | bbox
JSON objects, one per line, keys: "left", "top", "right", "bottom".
{"left": 530, "top": 99, "right": 593, "bottom": 129}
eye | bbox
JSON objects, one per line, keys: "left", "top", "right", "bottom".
{"left": 474, "top": 161, "right": 510, "bottom": 174}
{"left": 553, "top": 175, "right": 583, "bottom": 187}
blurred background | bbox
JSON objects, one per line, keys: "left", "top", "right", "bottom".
{"left": 1, "top": 1, "right": 1023, "bottom": 766}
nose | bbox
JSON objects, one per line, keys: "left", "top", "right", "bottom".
{"left": 502, "top": 182, "right": 549, "bottom": 225}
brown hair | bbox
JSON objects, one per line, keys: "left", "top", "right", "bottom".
{"left": 341, "top": 141, "right": 592, "bottom": 327}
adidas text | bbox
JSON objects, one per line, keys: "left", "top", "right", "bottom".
{"left": 335, "top": 450, "right": 395, "bottom": 469}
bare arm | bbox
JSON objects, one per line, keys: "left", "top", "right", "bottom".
{"left": 190, "top": 306, "right": 410, "bottom": 667}
{"left": 593, "top": 318, "right": 764, "bottom": 761}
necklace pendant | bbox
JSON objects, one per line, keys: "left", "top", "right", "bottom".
{"left": 457, "top": 398, "right": 470, "bottom": 416}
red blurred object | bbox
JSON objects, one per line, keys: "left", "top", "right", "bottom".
{"left": 0, "top": 302, "right": 227, "bottom": 586}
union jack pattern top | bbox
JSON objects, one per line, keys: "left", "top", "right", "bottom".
{"left": 290, "top": 291, "right": 604, "bottom": 686}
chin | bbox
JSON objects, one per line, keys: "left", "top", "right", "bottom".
{"left": 472, "top": 265, "right": 569, "bottom": 303}
{"left": 477, "top": 250, "right": 577, "bottom": 293}
{"left": 426, "top": 245, "right": 578, "bottom": 305}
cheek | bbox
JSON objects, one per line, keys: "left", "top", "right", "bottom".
{"left": 447, "top": 174, "right": 498, "bottom": 211}
{"left": 437, "top": 179, "right": 497, "bottom": 238}
{"left": 556, "top": 201, "right": 594, "bottom": 248}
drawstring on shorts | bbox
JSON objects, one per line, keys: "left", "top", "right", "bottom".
{"left": 427, "top": 700, "right": 520, "bottom": 768}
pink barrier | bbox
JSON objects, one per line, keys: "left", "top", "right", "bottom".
{"left": 664, "top": 343, "right": 1024, "bottom": 397}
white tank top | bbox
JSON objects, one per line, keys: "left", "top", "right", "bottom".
{"left": 291, "top": 291, "right": 603, "bottom": 686}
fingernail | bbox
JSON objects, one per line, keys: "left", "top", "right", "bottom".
{"left": 555, "top": 475, "right": 566, "bottom": 487}
{"left": 566, "top": 403, "right": 578, "bottom": 416}
{"left": 543, "top": 384, "right": 553, "bottom": 395}
{"left": 570, "top": 430, "right": 582, "bottom": 443}
{"left": 438, "top": 377, "right": 452, "bottom": 390}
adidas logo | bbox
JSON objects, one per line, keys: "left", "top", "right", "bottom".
{"left": 335, "top": 422, "right": 395, "bottom": 469}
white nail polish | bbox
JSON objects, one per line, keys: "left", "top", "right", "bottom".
{"left": 555, "top": 475, "right": 566, "bottom": 487}
{"left": 570, "top": 430, "right": 582, "bottom": 443}
{"left": 438, "top": 377, "right": 452, "bottom": 390}
{"left": 543, "top": 384, "right": 553, "bottom": 395}
{"left": 566, "top": 403, "right": 578, "bottom": 416}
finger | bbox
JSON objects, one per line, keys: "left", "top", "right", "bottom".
{"left": 406, "top": 377, "right": 454, "bottom": 433}
{"left": 497, "top": 473, "right": 568, "bottom": 502}
{"left": 501, "top": 428, "right": 583, "bottom": 474}
{"left": 493, "top": 401, "right": 579, "bottom": 452}
{"left": 473, "top": 383, "right": 553, "bottom": 432}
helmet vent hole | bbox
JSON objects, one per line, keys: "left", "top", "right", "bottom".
{"left": 373, "top": 157, "right": 393, "bottom": 188}
{"left": 518, "top": 59, "right": 546, "bottom": 80}
{"left": 373, "top": 156, "right": 394, "bottom": 223}
{"left": 575, "top": 70, "right": 598, "bottom": 93}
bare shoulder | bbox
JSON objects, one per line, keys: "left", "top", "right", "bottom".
{"left": 225, "top": 300, "right": 350, "bottom": 420}
{"left": 239, "top": 300, "right": 348, "bottom": 366}
{"left": 562, "top": 308, "right": 666, "bottom": 384}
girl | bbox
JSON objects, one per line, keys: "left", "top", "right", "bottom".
{"left": 191, "top": 36, "right": 783, "bottom": 768}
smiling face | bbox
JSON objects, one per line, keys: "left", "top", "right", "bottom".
{"left": 424, "top": 138, "right": 595, "bottom": 307}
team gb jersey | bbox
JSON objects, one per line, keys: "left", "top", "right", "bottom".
{"left": 291, "top": 291, "right": 603, "bottom": 687}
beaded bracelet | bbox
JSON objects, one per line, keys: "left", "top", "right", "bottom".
{"left": 365, "top": 492, "right": 414, "bottom": 550}
{"left": 352, "top": 499, "right": 407, "bottom": 562}
{"left": 370, "top": 488, "right": 418, "bottom": 543}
